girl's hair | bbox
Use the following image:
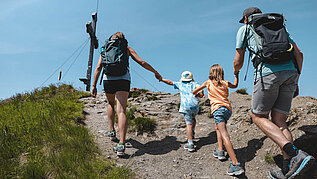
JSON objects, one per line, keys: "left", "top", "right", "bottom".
{"left": 209, "top": 64, "right": 224, "bottom": 86}
{"left": 112, "top": 32, "right": 125, "bottom": 39}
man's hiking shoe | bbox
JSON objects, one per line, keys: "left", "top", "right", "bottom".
{"left": 107, "top": 130, "right": 116, "bottom": 141}
{"left": 269, "top": 169, "right": 286, "bottom": 179}
{"left": 184, "top": 143, "right": 195, "bottom": 152}
{"left": 113, "top": 143, "right": 125, "bottom": 156}
{"left": 285, "top": 150, "right": 315, "bottom": 179}
{"left": 227, "top": 163, "right": 244, "bottom": 176}
{"left": 213, "top": 149, "right": 226, "bottom": 161}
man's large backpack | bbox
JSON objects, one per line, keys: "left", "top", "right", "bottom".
{"left": 100, "top": 35, "right": 129, "bottom": 77}
{"left": 244, "top": 13, "right": 296, "bottom": 69}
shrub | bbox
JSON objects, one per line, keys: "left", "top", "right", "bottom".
{"left": 146, "top": 95, "right": 158, "bottom": 101}
{"left": 131, "top": 117, "right": 157, "bottom": 133}
{"left": 236, "top": 88, "right": 248, "bottom": 95}
{"left": 264, "top": 153, "right": 275, "bottom": 164}
{"left": 208, "top": 112, "right": 212, "bottom": 118}
{"left": 129, "top": 91, "right": 141, "bottom": 98}
{"left": 198, "top": 104, "right": 203, "bottom": 114}
{"left": 139, "top": 89, "right": 149, "bottom": 93}
{"left": 176, "top": 102, "right": 180, "bottom": 109}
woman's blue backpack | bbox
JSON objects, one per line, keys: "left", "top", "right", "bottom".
{"left": 100, "top": 35, "right": 129, "bottom": 76}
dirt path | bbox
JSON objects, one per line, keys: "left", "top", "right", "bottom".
{"left": 81, "top": 90, "right": 317, "bottom": 179}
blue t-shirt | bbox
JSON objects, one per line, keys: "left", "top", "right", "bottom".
{"left": 174, "top": 81, "right": 200, "bottom": 114}
{"left": 236, "top": 25, "right": 297, "bottom": 79}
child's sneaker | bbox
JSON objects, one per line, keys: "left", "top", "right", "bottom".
{"left": 213, "top": 149, "right": 226, "bottom": 161}
{"left": 227, "top": 162, "right": 244, "bottom": 176}
{"left": 285, "top": 150, "right": 315, "bottom": 179}
{"left": 107, "top": 130, "right": 116, "bottom": 141}
{"left": 113, "top": 143, "right": 125, "bottom": 156}
{"left": 184, "top": 143, "right": 195, "bottom": 152}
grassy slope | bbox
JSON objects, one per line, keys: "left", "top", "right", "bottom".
{"left": 0, "top": 84, "right": 131, "bottom": 178}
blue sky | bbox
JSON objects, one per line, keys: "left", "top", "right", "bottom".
{"left": 1, "top": 0, "right": 317, "bottom": 99}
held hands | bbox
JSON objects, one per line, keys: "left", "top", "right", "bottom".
{"left": 234, "top": 70, "right": 240, "bottom": 76}
{"left": 91, "top": 86, "right": 97, "bottom": 98}
{"left": 155, "top": 72, "right": 162, "bottom": 82}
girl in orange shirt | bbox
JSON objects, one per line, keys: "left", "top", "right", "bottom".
{"left": 193, "top": 64, "right": 244, "bottom": 176}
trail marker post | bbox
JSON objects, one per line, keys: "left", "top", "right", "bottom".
{"left": 80, "top": 12, "right": 98, "bottom": 91}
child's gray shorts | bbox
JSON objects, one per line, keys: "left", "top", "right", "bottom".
{"left": 252, "top": 70, "right": 298, "bottom": 115}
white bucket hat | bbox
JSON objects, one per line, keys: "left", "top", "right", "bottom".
{"left": 180, "top": 71, "right": 193, "bottom": 82}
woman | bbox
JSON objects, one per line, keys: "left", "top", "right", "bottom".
{"left": 91, "top": 32, "right": 162, "bottom": 156}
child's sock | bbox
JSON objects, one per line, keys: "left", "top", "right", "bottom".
{"left": 282, "top": 143, "right": 298, "bottom": 158}
{"left": 188, "top": 140, "right": 194, "bottom": 145}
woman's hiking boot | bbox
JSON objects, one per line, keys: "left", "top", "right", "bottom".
{"left": 227, "top": 162, "right": 244, "bottom": 176}
{"left": 213, "top": 149, "right": 226, "bottom": 161}
{"left": 113, "top": 143, "right": 125, "bottom": 156}
{"left": 107, "top": 130, "right": 116, "bottom": 141}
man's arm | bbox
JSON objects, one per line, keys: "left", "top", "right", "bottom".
{"left": 293, "top": 43, "right": 303, "bottom": 74}
{"left": 292, "top": 43, "right": 303, "bottom": 98}
{"left": 233, "top": 49, "right": 246, "bottom": 75}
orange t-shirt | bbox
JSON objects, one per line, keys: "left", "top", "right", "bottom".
{"left": 207, "top": 80, "right": 232, "bottom": 115}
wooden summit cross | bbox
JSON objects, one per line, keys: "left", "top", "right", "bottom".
{"left": 80, "top": 12, "right": 98, "bottom": 91}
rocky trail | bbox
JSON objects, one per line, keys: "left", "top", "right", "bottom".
{"left": 81, "top": 89, "right": 317, "bottom": 179}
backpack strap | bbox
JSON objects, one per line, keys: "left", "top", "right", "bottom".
{"left": 243, "top": 24, "right": 253, "bottom": 81}
{"left": 99, "top": 39, "right": 110, "bottom": 86}
{"left": 243, "top": 20, "right": 264, "bottom": 82}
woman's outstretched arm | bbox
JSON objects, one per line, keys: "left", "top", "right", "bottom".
{"left": 128, "top": 46, "right": 162, "bottom": 81}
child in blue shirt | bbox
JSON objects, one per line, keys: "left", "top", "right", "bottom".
{"left": 161, "top": 71, "right": 203, "bottom": 152}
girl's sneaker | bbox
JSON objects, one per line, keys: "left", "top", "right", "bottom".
{"left": 184, "top": 143, "right": 195, "bottom": 152}
{"left": 107, "top": 130, "right": 116, "bottom": 141}
{"left": 113, "top": 143, "right": 125, "bottom": 156}
{"left": 227, "top": 162, "right": 244, "bottom": 176}
{"left": 213, "top": 149, "right": 226, "bottom": 161}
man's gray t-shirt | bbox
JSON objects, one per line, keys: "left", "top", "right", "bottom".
{"left": 236, "top": 25, "right": 297, "bottom": 79}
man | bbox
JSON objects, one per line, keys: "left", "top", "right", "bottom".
{"left": 233, "top": 7, "right": 315, "bottom": 179}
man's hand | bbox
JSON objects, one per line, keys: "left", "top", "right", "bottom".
{"left": 91, "top": 86, "right": 97, "bottom": 98}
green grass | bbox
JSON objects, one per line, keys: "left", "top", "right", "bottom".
{"left": 129, "top": 88, "right": 149, "bottom": 98}
{"left": 129, "top": 91, "right": 141, "bottom": 98}
{"left": 264, "top": 153, "right": 275, "bottom": 164}
{"left": 115, "top": 107, "right": 156, "bottom": 133}
{"left": 0, "top": 84, "right": 132, "bottom": 178}
{"left": 146, "top": 95, "right": 158, "bottom": 101}
{"left": 131, "top": 117, "right": 157, "bottom": 133}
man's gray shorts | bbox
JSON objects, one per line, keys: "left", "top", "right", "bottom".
{"left": 252, "top": 70, "right": 298, "bottom": 115}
